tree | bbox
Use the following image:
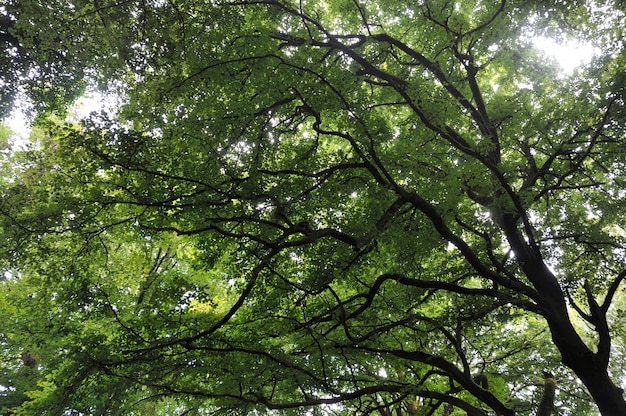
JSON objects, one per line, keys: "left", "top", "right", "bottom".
{"left": 0, "top": 0, "right": 173, "bottom": 119}
{"left": 1, "top": 0, "right": 626, "bottom": 414}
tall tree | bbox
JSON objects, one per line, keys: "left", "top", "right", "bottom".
{"left": 1, "top": 0, "right": 626, "bottom": 415}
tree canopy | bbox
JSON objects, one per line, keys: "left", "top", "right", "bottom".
{"left": 2, "top": 0, "right": 626, "bottom": 415}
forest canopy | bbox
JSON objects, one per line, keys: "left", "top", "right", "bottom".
{"left": 2, "top": 0, "right": 626, "bottom": 415}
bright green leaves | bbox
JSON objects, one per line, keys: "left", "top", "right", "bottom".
{"left": 3, "top": 0, "right": 626, "bottom": 415}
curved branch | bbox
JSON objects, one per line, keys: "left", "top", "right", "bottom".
{"left": 601, "top": 269, "right": 626, "bottom": 314}
{"left": 354, "top": 346, "right": 515, "bottom": 416}
{"left": 122, "top": 247, "right": 281, "bottom": 356}
{"left": 397, "top": 190, "right": 540, "bottom": 302}
{"left": 584, "top": 280, "right": 610, "bottom": 368}
{"left": 251, "top": 385, "right": 490, "bottom": 416}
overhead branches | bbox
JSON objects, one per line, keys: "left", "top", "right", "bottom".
{"left": 4, "top": 0, "right": 626, "bottom": 415}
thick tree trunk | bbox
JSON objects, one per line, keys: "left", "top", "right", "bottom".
{"left": 501, "top": 220, "right": 626, "bottom": 415}
{"left": 537, "top": 291, "right": 626, "bottom": 415}
{"left": 537, "top": 287, "right": 626, "bottom": 415}
{"left": 532, "top": 289, "right": 626, "bottom": 415}
{"left": 560, "top": 351, "right": 626, "bottom": 416}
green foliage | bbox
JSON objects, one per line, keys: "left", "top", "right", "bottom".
{"left": 1, "top": 0, "right": 626, "bottom": 415}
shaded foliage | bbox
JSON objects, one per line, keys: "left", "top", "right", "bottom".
{"left": 1, "top": 0, "right": 626, "bottom": 415}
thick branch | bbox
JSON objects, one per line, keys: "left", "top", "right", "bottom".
{"left": 397, "top": 189, "right": 540, "bottom": 302}
{"left": 250, "top": 384, "right": 488, "bottom": 416}
{"left": 357, "top": 347, "right": 515, "bottom": 416}
{"left": 601, "top": 270, "right": 626, "bottom": 314}
{"left": 584, "top": 280, "right": 610, "bottom": 367}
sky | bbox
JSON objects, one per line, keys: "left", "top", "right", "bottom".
{"left": 532, "top": 36, "right": 597, "bottom": 74}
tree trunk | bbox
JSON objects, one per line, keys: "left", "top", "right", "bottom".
{"left": 564, "top": 356, "right": 626, "bottom": 416}
{"left": 538, "top": 294, "right": 626, "bottom": 415}
{"left": 502, "top": 221, "right": 626, "bottom": 415}
{"left": 542, "top": 298, "right": 626, "bottom": 415}
{"left": 536, "top": 372, "right": 556, "bottom": 416}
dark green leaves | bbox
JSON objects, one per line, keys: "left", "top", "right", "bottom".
{"left": 2, "top": 1, "right": 626, "bottom": 415}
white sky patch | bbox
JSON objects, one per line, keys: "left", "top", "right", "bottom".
{"left": 4, "top": 101, "right": 31, "bottom": 144}
{"left": 67, "top": 91, "right": 120, "bottom": 123}
{"left": 3, "top": 90, "right": 120, "bottom": 149}
{"left": 532, "top": 36, "right": 598, "bottom": 74}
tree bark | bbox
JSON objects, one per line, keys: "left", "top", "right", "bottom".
{"left": 558, "top": 350, "right": 626, "bottom": 416}
{"left": 501, "top": 217, "right": 626, "bottom": 416}
{"left": 536, "top": 372, "right": 556, "bottom": 416}
{"left": 541, "top": 282, "right": 626, "bottom": 415}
